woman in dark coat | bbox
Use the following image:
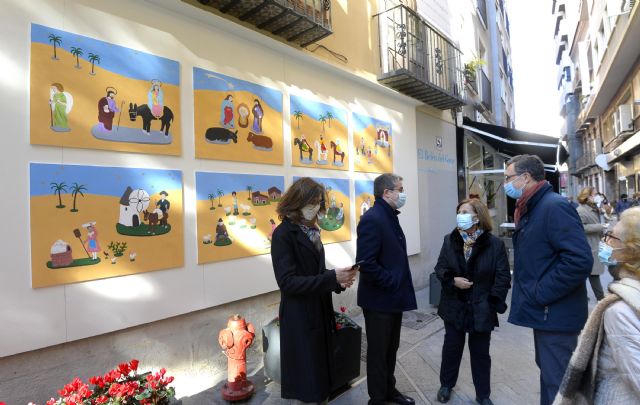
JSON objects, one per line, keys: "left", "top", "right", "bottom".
{"left": 434, "top": 199, "right": 511, "bottom": 405}
{"left": 271, "top": 177, "right": 358, "bottom": 404}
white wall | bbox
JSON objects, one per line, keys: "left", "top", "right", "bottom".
{"left": 0, "top": 0, "right": 421, "bottom": 357}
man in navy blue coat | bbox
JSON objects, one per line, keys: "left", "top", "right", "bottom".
{"left": 504, "top": 155, "right": 593, "bottom": 405}
{"left": 356, "top": 173, "right": 417, "bottom": 405}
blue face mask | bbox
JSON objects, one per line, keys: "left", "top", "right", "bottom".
{"left": 504, "top": 175, "right": 525, "bottom": 199}
{"left": 598, "top": 241, "right": 619, "bottom": 266}
{"left": 456, "top": 213, "right": 477, "bottom": 230}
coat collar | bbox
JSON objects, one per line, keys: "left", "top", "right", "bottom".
{"left": 283, "top": 217, "right": 321, "bottom": 262}
{"left": 375, "top": 197, "right": 400, "bottom": 216}
{"left": 525, "top": 181, "right": 552, "bottom": 213}
{"left": 450, "top": 228, "right": 490, "bottom": 255}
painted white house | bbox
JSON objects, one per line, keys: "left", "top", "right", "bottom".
{"left": 118, "top": 186, "right": 150, "bottom": 227}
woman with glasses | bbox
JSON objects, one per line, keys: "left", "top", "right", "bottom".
{"left": 554, "top": 207, "right": 640, "bottom": 404}
{"left": 434, "top": 199, "right": 511, "bottom": 405}
{"left": 576, "top": 187, "right": 607, "bottom": 301}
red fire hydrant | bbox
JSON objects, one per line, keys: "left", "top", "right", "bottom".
{"left": 218, "top": 314, "right": 256, "bottom": 401}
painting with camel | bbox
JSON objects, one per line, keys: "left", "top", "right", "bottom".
{"left": 29, "top": 24, "right": 181, "bottom": 155}
{"left": 352, "top": 112, "right": 393, "bottom": 174}
{"left": 29, "top": 163, "right": 184, "bottom": 288}
{"left": 290, "top": 95, "right": 349, "bottom": 171}
{"left": 193, "top": 67, "right": 284, "bottom": 165}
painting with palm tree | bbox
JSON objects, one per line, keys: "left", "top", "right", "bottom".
{"left": 30, "top": 23, "right": 182, "bottom": 155}
{"left": 196, "top": 172, "right": 285, "bottom": 264}
{"left": 290, "top": 95, "right": 348, "bottom": 171}
{"left": 29, "top": 163, "right": 184, "bottom": 288}
{"left": 193, "top": 67, "right": 283, "bottom": 165}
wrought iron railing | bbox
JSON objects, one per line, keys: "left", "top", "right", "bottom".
{"left": 374, "top": 4, "right": 465, "bottom": 109}
{"left": 481, "top": 70, "right": 492, "bottom": 111}
{"left": 576, "top": 152, "right": 595, "bottom": 170}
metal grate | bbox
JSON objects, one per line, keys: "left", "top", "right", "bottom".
{"left": 401, "top": 310, "right": 439, "bottom": 330}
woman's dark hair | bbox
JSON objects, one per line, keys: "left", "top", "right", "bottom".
{"left": 277, "top": 177, "right": 326, "bottom": 223}
{"left": 456, "top": 198, "right": 493, "bottom": 232}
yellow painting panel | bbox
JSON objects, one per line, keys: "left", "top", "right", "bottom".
{"left": 320, "top": 190, "right": 352, "bottom": 244}
{"left": 290, "top": 119, "right": 349, "bottom": 171}
{"left": 353, "top": 123, "right": 394, "bottom": 173}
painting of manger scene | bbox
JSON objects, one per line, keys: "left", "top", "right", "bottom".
{"left": 29, "top": 163, "right": 184, "bottom": 288}
{"left": 193, "top": 67, "right": 283, "bottom": 165}
{"left": 355, "top": 180, "right": 374, "bottom": 225}
{"left": 352, "top": 112, "right": 393, "bottom": 173}
{"left": 30, "top": 24, "right": 181, "bottom": 155}
{"left": 196, "top": 172, "right": 285, "bottom": 264}
{"left": 290, "top": 95, "right": 348, "bottom": 171}
{"left": 293, "top": 177, "right": 351, "bottom": 244}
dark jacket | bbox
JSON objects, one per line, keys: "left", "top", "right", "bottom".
{"left": 508, "top": 182, "right": 593, "bottom": 332}
{"left": 356, "top": 198, "right": 417, "bottom": 313}
{"left": 271, "top": 218, "right": 342, "bottom": 402}
{"left": 434, "top": 229, "right": 512, "bottom": 332}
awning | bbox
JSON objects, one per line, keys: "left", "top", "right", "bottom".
{"left": 462, "top": 117, "right": 569, "bottom": 169}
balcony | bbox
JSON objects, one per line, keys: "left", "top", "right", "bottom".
{"left": 192, "top": 0, "right": 332, "bottom": 47}
{"left": 374, "top": 4, "right": 465, "bottom": 110}
{"left": 481, "top": 70, "right": 492, "bottom": 112}
{"left": 575, "top": 151, "right": 596, "bottom": 172}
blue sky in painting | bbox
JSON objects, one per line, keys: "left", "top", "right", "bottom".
{"left": 31, "top": 24, "right": 179, "bottom": 86}
{"left": 30, "top": 163, "right": 182, "bottom": 198}
{"left": 293, "top": 177, "right": 350, "bottom": 197}
{"left": 355, "top": 180, "right": 374, "bottom": 197}
{"left": 195, "top": 172, "right": 285, "bottom": 201}
{"left": 352, "top": 112, "right": 392, "bottom": 134}
{"left": 193, "top": 67, "right": 282, "bottom": 113}
{"left": 290, "top": 95, "right": 347, "bottom": 127}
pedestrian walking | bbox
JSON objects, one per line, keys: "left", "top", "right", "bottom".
{"left": 576, "top": 187, "right": 606, "bottom": 301}
{"left": 504, "top": 155, "right": 593, "bottom": 405}
{"left": 356, "top": 173, "right": 416, "bottom": 405}
{"left": 271, "top": 177, "right": 358, "bottom": 404}
{"left": 434, "top": 198, "right": 511, "bottom": 405}
{"left": 553, "top": 207, "right": 640, "bottom": 404}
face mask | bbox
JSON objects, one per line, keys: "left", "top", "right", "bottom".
{"left": 504, "top": 175, "right": 525, "bottom": 199}
{"left": 598, "top": 241, "right": 619, "bottom": 266}
{"left": 395, "top": 192, "right": 407, "bottom": 209}
{"left": 301, "top": 204, "right": 321, "bottom": 221}
{"left": 456, "top": 213, "right": 477, "bottom": 230}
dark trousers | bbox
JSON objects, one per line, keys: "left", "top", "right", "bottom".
{"left": 588, "top": 275, "right": 605, "bottom": 301}
{"left": 363, "top": 309, "right": 402, "bottom": 403}
{"left": 439, "top": 322, "right": 491, "bottom": 400}
{"left": 533, "top": 329, "right": 578, "bottom": 405}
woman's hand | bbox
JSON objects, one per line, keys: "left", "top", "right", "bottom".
{"left": 454, "top": 277, "right": 473, "bottom": 289}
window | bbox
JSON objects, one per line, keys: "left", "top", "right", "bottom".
{"left": 564, "top": 66, "right": 572, "bottom": 82}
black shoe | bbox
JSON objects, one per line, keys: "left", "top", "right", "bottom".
{"left": 437, "top": 386, "right": 452, "bottom": 403}
{"left": 388, "top": 390, "right": 415, "bottom": 405}
{"left": 476, "top": 398, "right": 494, "bottom": 405}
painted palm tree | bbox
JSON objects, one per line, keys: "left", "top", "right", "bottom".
{"left": 48, "top": 34, "right": 62, "bottom": 60}
{"left": 319, "top": 114, "right": 327, "bottom": 132}
{"left": 70, "top": 47, "right": 83, "bottom": 68}
{"left": 246, "top": 185, "right": 253, "bottom": 200}
{"left": 325, "top": 112, "right": 334, "bottom": 128}
{"left": 208, "top": 193, "right": 216, "bottom": 210}
{"left": 70, "top": 183, "right": 87, "bottom": 212}
{"left": 217, "top": 188, "right": 225, "bottom": 207}
{"left": 293, "top": 110, "right": 303, "bottom": 129}
{"left": 88, "top": 53, "right": 101, "bottom": 76}
{"left": 50, "top": 182, "right": 67, "bottom": 208}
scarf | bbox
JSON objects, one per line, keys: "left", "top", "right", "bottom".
{"left": 459, "top": 229, "right": 483, "bottom": 261}
{"left": 298, "top": 223, "right": 323, "bottom": 252}
{"left": 514, "top": 180, "right": 548, "bottom": 226}
{"left": 553, "top": 274, "right": 640, "bottom": 405}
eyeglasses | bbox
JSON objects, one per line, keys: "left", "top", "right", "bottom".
{"left": 504, "top": 173, "right": 521, "bottom": 182}
{"left": 602, "top": 231, "right": 621, "bottom": 244}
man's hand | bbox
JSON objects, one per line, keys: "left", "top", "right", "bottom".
{"left": 454, "top": 277, "right": 473, "bottom": 289}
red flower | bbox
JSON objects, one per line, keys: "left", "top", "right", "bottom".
{"left": 95, "top": 395, "right": 108, "bottom": 404}
{"left": 117, "top": 362, "right": 131, "bottom": 375}
{"left": 340, "top": 306, "right": 347, "bottom": 313}
{"left": 46, "top": 398, "right": 57, "bottom": 405}
{"left": 336, "top": 324, "right": 343, "bottom": 330}
{"left": 129, "top": 359, "right": 139, "bottom": 372}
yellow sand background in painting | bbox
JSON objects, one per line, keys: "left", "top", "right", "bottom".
{"left": 194, "top": 89, "right": 283, "bottom": 165}
{"left": 355, "top": 192, "right": 374, "bottom": 225}
{"left": 321, "top": 189, "right": 351, "bottom": 244}
{"left": 291, "top": 113, "right": 349, "bottom": 171}
{"left": 30, "top": 43, "right": 181, "bottom": 155}
{"left": 196, "top": 191, "right": 280, "bottom": 264}
{"left": 30, "top": 192, "right": 184, "bottom": 288}
{"left": 353, "top": 123, "right": 393, "bottom": 173}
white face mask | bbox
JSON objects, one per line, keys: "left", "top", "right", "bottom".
{"left": 301, "top": 204, "right": 321, "bottom": 221}
{"left": 395, "top": 192, "right": 407, "bottom": 208}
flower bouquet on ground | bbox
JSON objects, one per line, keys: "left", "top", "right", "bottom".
{"left": 334, "top": 306, "right": 359, "bottom": 330}
{"left": 41, "top": 359, "right": 175, "bottom": 405}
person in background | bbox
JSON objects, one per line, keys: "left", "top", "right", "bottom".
{"left": 576, "top": 187, "right": 606, "bottom": 301}
{"left": 616, "top": 194, "right": 632, "bottom": 215}
{"left": 271, "top": 177, "right": 358, "bottom": 405}
{"left": 504, "top": 155, "right": 592, "bottom": 405}
{"left": 434, "top": 198, "right": 511, "bottom": 405}
{"left": 553, "top": 207, "right": 640, "bottom": 404}
{"left": 357, "top": 173, "right": 416, "bottom": 405}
